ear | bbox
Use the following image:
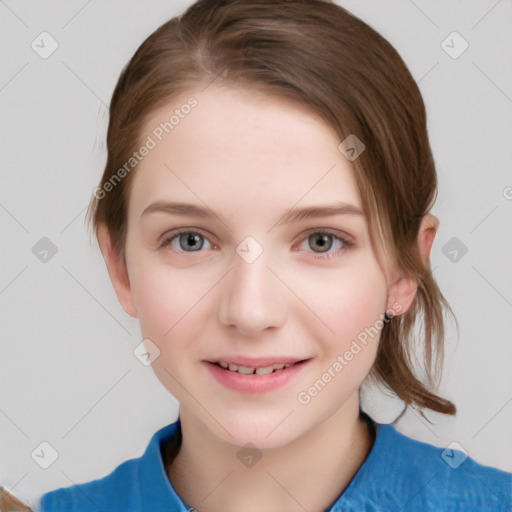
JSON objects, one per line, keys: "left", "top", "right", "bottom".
{"left": 386, "top": 213, "right": 439, "bottom": 316}
{"left": 97, "top": 226, "right": 138, "bottom": 318}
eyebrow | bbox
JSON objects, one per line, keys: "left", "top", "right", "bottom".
{"left": 141, "top": 200, "right": 364, "bottom": 226}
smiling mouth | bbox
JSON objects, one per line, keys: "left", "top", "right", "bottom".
{"left": 212, "top": 360, "right": 308, "bottom": 376}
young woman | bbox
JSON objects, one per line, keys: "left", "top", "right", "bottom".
{"left": 38, "top": 0, "right": 511, "bottom": 510}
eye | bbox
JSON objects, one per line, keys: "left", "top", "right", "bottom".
{"left": 297, "top": 230, "right": 354, "bottom": 260}
{"left": 158, "top": 228, "right": 354, "bottom": 260}
{"left": 159, "top": 229, "right": 214, "bottom": 253}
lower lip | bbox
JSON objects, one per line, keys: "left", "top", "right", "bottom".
{"left": 204, "top": 360, "right": 310, "bottom": 394}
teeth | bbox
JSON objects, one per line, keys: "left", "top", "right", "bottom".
{"left": 255, "top": 366, "right": 273, "bottom": 375}
{"left": 237, "top": 365, "right": 256, "bottom": 375}
{"left": 217, "top": 361, "right": 296, "bottom": 375}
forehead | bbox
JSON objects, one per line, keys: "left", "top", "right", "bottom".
{"left": 129, "top": 84, "right": 362, "bottom": 218}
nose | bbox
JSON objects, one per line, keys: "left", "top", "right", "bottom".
{"left": 217, "top": 247, "right": 287, "bottom": 337}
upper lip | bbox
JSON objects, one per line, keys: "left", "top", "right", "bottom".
{"left": 206, "top": 356, "right": 309, "bottom": 367}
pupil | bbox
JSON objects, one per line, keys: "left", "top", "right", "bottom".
{"left": 180, "top": 233, "right": 202, "bottom": 251}
{"left": 311, "top": 233, "right": 331, "bottom": 252}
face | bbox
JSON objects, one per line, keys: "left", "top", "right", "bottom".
{"left": 106, "top": 85, "right": 411, "bottom": 449}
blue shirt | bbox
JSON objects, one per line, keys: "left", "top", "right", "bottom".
{"left": 38, "top": 415, "right": 511, "bottom": 511}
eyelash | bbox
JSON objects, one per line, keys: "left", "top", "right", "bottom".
{"left": 158, "top": 228, "right": 354, "bottom": 261}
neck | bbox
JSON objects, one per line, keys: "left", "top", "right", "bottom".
{"left": 166, "top": 397, "right": 375, "bottom": 512}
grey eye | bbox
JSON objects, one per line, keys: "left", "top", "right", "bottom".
{"left": 308, "top": 233, "right": 333, "bottom": 253}
{"left": 177, "top": 233, "right": 204, "bottom": 251}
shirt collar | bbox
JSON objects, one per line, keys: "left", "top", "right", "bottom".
{"left": 137, "top": 413, "right": 393, "bottom": 511}
{"left": 138, "top": 418, "right": 190, "bottom": 511}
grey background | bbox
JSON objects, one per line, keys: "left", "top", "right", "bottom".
{"left": 1, "top": 0, "right": 511, "bottom": 507}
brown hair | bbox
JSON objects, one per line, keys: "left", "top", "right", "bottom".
{"left": 87, "top": 0, "right": 457, "bottom": 417}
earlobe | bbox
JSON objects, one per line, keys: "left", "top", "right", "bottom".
{"left": 387, "top": 274, "right": 418, "bottom": 317}
{"left": 386, "top": 213, "right": 438, "bottom": 316}
{"left": 97, "top": 226, "right": 138, "bottom": 318}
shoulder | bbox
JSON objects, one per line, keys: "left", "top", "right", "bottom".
{"left": 389, "top": 427, "right": 512, "bottom": 504}
{"left": 38, "top": 453, "right": 141, "bottom": 511}
{"left": 350, "top": 422, "right": 512, "bottom": 512}
{"left": 37, "top": 421, "right": 181, "bottom": 512}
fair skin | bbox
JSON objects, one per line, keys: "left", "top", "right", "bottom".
{"left": 98, "top": 85, "right": 438, "bottom": 512}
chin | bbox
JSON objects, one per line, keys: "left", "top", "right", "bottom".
{"left": 208, "top": 411, "right": 305, "bottom": 451}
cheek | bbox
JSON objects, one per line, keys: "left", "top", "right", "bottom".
{"left": 129, "top": 256, "right": 212, "bottom": 342}
{"left": 292, "top": 260, "right": 387, "bottom": 415}
{"left": 291, "top": 254, "right": 388, "bottom": 347}
{"left": 128, "top": 259, "right": 215, "bottom": 397}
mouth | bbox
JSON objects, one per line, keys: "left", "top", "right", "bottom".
{"left": 204, "top": 358, "right": 311, "bottom": 394}
{"left": 211, "top": 359, "right": 309, "bottom": 376}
